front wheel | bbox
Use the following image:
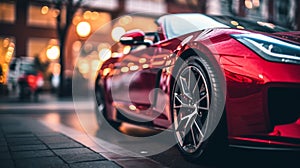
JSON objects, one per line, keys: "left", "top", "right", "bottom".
{"left": 171, "top": 55, "right": 227, "bottom": 162}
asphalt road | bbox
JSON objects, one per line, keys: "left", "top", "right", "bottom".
{"left": 1, "top": 94, "right": 298, "bottom": 168}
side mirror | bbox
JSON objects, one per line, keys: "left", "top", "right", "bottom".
{"left": 119, "top": 29, "right": 152, "bottom": 46}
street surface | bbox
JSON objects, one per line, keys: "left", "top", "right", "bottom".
{"left": 1, "top": 93, "right": 298, "bottom": 168}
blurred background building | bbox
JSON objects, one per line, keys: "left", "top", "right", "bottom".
{"left": 0, "top": 0, "right": 299, "bottom": 96}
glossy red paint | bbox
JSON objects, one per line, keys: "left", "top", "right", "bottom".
{"left": 96, "top": 14, "right": 300, "bottom": 150}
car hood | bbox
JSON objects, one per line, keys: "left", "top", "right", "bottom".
{"left": 272, "top": 31, "right": 300, "bottom": 44}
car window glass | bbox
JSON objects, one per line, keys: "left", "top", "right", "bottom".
{"left": 165, "top": 14, "right": 229, "bottom": 39}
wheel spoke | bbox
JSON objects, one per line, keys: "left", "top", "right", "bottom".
{"left": 194, "top": 94, "right": 207, "bottom": 104}
{"left": 188, "top": 67, "right": 191, "bottom": 90}
{"left": 198, "top": 106, "right": 209, "bottom": 111}
{"left": 179, "top": 76, "right": 192, "bottom": 100}
{"left": 190, "top": 125, "right": 197, "bottom": 147}
{"left": 176, "top": 110, "right": 197, "bottom": 132}
{"left": 174, "top": 93, "right": 195, "bottom": 109}
{"left": 194, "top": 117, "right": 204, "bottom": 140}
{"left": 192, "top": 75, "right": 201, "bottom": 93}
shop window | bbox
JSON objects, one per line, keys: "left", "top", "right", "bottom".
{"left": 0, "top": 1, "right": 15, "bottom": 23}
{"left": 27, "top": 38, "right": 60, "bottom": 61}
{"left": 27, "top": 4, "right": 57, "bottom": 28}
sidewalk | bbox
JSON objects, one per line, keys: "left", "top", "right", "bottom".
{"left": 0, "top": 116, "right": 121, "bottom": 168}
{"left": 0, "top": 93, "right": 165, "bottom": 168}
{"left": 0, "top": 92, "right": 73, "bottom": 104}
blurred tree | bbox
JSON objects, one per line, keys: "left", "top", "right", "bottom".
{"left": 52, "top": 0, "right": 83, "bottom": 97}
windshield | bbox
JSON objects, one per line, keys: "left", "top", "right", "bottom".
{"left": 161, "top": 14, "right": 229, "bottom": 39}
{"left": 211, "top": 15, "right": 290, "bottom": 33}
{"left": 159, "top": 14, "right": 291, "bottom": 39}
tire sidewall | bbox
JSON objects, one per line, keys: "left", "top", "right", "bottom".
{"left": 171, "top": 53, "right": 226, "bottom": 161}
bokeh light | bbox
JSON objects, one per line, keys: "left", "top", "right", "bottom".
{"left": 41, "top": 6, "right": 49, "bottom": 15}
{"left": 76, "top": 21, "right": 91, "bottom": 38}
{"left": 46, "top": 45, "right": 60, "bottom": 60}
{"left": 111, "top": 26, "right": 126, "bottom": 42}
{"left": 99, "top": 48, "right": 112, "bottom": 61}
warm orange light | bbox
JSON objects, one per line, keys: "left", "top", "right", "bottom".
{"left": 121, "top": 67, "right": 129, "bottom": 73}
{"left": 72, "top": 15, "right": 81, "bottom": 25}
{"left": 52, "top": 63, "right": 61, "bottom": 75}
{"left": 41, "top": 6, "right": 49, "bottom": 15}
{"left": 79, "top": 60, "right": 89, "bottom": 74}
{"left": 72, "top": 41, "right": 82, "bottom": 52}
{"left": 123, "top": 45, "right": 131, "bottom": 54}
{"left": 142, "top": 64, "right": 149, "bottom": 69}
{"left": 91, "top": 12, "right": 99, "bottom": 20}
{"left": 231, "top": 21, "right": 239, "bottom": 26}
{"left": 44, "top": 113, "right": 60, "bottom": 124}
{"left": 119, "top": 15, "right": 133, "bottom": 26}
{"left": 245, "top": 0, "right": 253, "bottom": 9}
{"left": 46, "top": 46, "right": 60, "bottom": 60}
{"left": 52, "top": 9, "right": 60, "bottom": 17}
{"left": 253, "top": 0, "right": 260, "bottom": 7}
{"left": 83, "top": 11, "right": 92, "bottom": 20}
{"left": 102, "top": 68, "right": 111, "bottom": 76}
{"left": 237, "top": 26, "right": 245, "bottom": 29}
{"left": 76, "top": 21, "right": 91, "bottom": 38}
{"left": 129, "top": 105, "right": 136, "bottom": 111}
{"left": 127, "top": 62, "right": 134, "bottom": 67}
{"left": 3, "top": 38, "right": 9, "bottom": 48}
{"left": 111, "top": 52, "right": 120, "bottom": 58}
{"left": 139, "top": 58, "right": 147, "bottom": 64}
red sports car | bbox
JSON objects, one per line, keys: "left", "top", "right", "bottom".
{"left": 95, "top": 13, "right": 300, "bottom": 161}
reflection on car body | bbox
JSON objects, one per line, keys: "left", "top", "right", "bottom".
{"left": 95, "top": 14, "right": 300, "bottom": 161}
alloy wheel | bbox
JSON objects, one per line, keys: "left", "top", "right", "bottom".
{"left": 173, "top": 65, "right": 210, "bottom": 154}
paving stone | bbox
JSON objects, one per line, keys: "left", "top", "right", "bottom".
{"left": 6, "top": 134, "right": 35, "bottom": 138}
{"left": 0, "top": 145, "right": 9, "bottom": 152}
{"left": 15, "top": 156, "right": 65, "bottom": 168}
{"left": 1, "top": 159, "right": 15, "bottom": 168}
{"left": 53, "top": 147, "right": 94, "bottom": 156}
{"left": 39, "top": 136, "right": 73, "bottom": 144}
{"left": 0, "top": 140, "right": 7, "bottom": 146}
{"left": 3, "top": 129, "right": 32, "bottom": 134}
{"left": 12, "top": 150, "right": 54, "bottom": 159}
{"left": 61, "top": 153, "right": 105, "bottom": 163}
{"left": 47, "top": 142, "right": 83, "bottom": 149}
{"left": 70, "top": 160, "right": 121, "bottom": 168}
{"left": 8, "top": 140, "right": 43, "bottom": 146}
{"left": 7, "top": 137, "right": 39, "bottom": 143}
{"left": 10, "top": 144, "right": 48, "bottom": 152}
{"left": 0, "top": 152, "right": 11, "bottom": 160}
{"left": 35, "top": 132, "right": 62, "bottom": 137}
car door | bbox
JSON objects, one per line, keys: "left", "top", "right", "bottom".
{"left": 109, "top": 45, "right": 159, "bottom": 121}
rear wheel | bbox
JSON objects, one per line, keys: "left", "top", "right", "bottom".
{"left": 95, "top": 85, "right": 121, "bottom": 129}
{"left": 171, "top": 55, "right": 227, "bottom": 162}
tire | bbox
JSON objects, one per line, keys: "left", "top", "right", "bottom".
{"left": 95, "top": 83, "right": 121, "bottom": 129}
{"left": 171, "top": 54, "right": 227, "bottom": 162}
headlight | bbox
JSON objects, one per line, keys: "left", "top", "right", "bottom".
{"left": 232, "top": 33, "right": 300, "bottom": 64}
